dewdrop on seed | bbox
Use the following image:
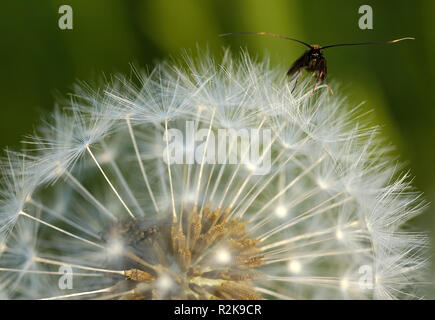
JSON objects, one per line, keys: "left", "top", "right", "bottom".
{"left": 0, "top": 49, "right": 428, "bottom": 300}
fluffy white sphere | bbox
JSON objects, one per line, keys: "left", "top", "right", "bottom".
{"left": 0, "top": 50, "right": 427, "bottom": 300}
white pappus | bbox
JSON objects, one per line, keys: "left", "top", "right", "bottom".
{"left": 0, "top": 49, "right": 429, "bottom": 300}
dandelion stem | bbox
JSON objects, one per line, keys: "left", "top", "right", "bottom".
{"left": 227, "top": 119, "right": 285, "bottom": 215}
{"left": 236, "top": 136, "right": 312, "bottom": 220}
{"left": 19, "top": 211, "right": 103, "bottom": 249}
{"left": 33, "top": 256, "right": 125, "bottom": 275}
{"left": 28, "top": 198, "right": 100, "bottom": 239}
{"left": 216, "top": 117, "right": 267, "bottom": 210}
{"left": 164, "top": 118, "right": 178, "bottom": 223}
{"left": 263, "top": 236, "right": 337, "bottom": 258}
{"left": 260, "top": 275, "right": 359, "bottom": 289}
{"left": 255, "top": 287, "right": 296, "bottom": 300}
{"left": 96, "top": 289, "right": 136, "bottom": 300}
{"left": 264, "top": 248, "right": 372, "bottom": 265}
{"left": 180, "top": 106, "right": 203, "bottom": 223}
{"left": 260, "top": 221, "right": 361, "bottom": 251}
{"left": 40, "top": 287, "right": 112, "bottom": 300}
{"left": 0, "top": 268, "right": 103, "bottom": 277}
{"left": 63, "top": 170, "right": 117, "bottom": 221}
{"left": 252, "top": 153, "right": 328, "bottom": 223}
{"left": 194, "top": 107, "right": 216, "bottom": 211}
{"left": 259, "top": 194, "right": 351, "bottom": 241}
{"left": 125, "top": 116, "right": 159, "bottom": 214}
{"left": 231, "top": 148, "right": 287, "bottom": 218}
{"left": 247, "top": 186, "right": 320, "bottom": 233}
{"left": 101, "top": 140, "right": 145, "bottom": 216}
{"left": 123, "top": 250, "right": 159, "bottom": 272}
{"left": 86, "top": 144, "right": 136, "bottom": 219}
{"left": 208, "top": 126, "right": 239, "bottom": 205}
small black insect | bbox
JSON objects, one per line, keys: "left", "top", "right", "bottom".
{"left": 220, "top": 32, "right": 414, "bottom": 95}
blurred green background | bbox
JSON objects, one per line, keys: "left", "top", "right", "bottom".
{"left": 0, "top": 0, "right": 434, "bottom": 296}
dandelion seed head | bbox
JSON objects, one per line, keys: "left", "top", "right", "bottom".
{"left": 0, "top": 50, "right": 428, "bottom": 300}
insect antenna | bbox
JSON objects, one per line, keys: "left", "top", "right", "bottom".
{"left": 321, "top": 37, "right": 415, "bottom": 49}
{"left": 219, "top": 32, "right": 313, "bottom": 49}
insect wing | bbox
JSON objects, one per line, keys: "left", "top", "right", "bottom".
{"left": 287, "top": 52, "right": 308, "bottom": 78}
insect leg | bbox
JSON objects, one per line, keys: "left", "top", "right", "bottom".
{"left": 325, "top": 81, "right": 334, "bottom": 95}
{"left": 311, "top": 71, "right": 323, "bottom": 95}
{"left": 291, "top": 69, "right": 302, "bottom": 93}
{"left": 320, "top": 59, "right": 333, "bottom": 95}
